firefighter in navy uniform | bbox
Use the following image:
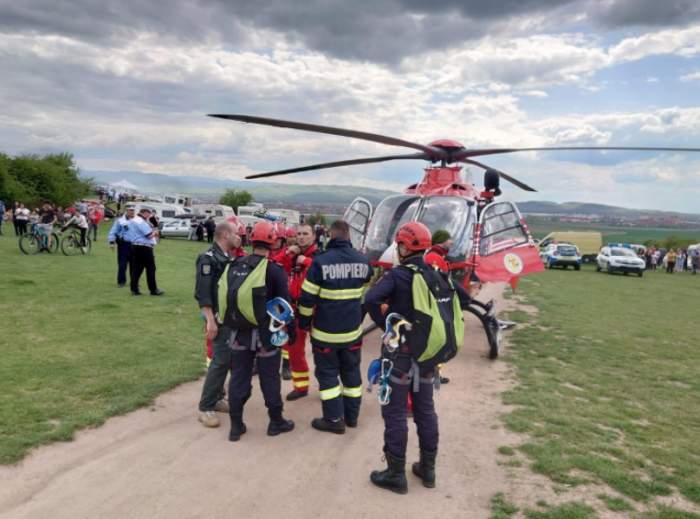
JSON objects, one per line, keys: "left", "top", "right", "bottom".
{"left": 195, "top": 221, "right": 241, "bottom": 428}
{"left": 226, "top": 221, "right": 295, "bottom": 441}
{"left": 298, "top": 220, "right": 372, "bottom": 434}
{"left": 365, "top": 222, "right": 472, "bottom": 494}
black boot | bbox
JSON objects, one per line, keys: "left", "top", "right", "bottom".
{"left": 281, "top": 358, "right": 292, "bottom": 380}
{"left": 412, "top": 449, "right": 437, "bottom": 488}
{"left": 228, "top": 414, "right": 247, "bottom": 442}
{"left": 370, "top": 448, "right": 408, "bottom": 494}
{"left": 267, "top": 410, "right": 295, "bottom": 436}
{"left": 311, "top": 417, "right": 345, "bottom": 434}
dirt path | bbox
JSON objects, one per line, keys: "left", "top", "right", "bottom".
{"left": 0, "top": 284, "right": 519, "bottom": 519}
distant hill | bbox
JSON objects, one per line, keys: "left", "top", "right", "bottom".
{"left": 518, "top": 201, "right": 700, "bottom": 220}
{"left": 84, "top": 170, "right": 396, "bottom": 206}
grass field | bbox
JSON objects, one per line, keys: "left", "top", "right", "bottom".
{"left": 497, "top": 264, "right": 700, "bottom": 518}
{"left": 527, "top": 221, "right": 700, "bottom": 245}
{"left": 0, "top": 225, "right": 208, "bottom": 464}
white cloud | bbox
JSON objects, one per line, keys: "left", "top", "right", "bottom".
{"left": 680, "top": 70, "right": 700, "bottom": 82}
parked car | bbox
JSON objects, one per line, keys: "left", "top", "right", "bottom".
{"left": 540, "top": 243, "right": 582, "bottom": 270}
{"left": 160, "top": 219, "right": 193, "bottom": 238}
{"left": 596, "top": 246, "right": 646, "bottom": 276}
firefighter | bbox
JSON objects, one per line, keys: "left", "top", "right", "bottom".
{"left": 195, "top": 221, "right": 240, "bottom": 428}
{"left": 364, "top": 222, "right": 471, "bottom": 494}
{"left": 270, "top": 222, "right": 292, "bottom": 380}
{"left": 298, "top": 220, "right": 373, "bottom": 433}
{"left": 282, "top": 223, "right": 318, "bottom": 401}
{"left": 226, "top": 221, "right": 295, "bottom": 441}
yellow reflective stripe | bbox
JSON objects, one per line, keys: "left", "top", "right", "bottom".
{"left": 342, "top": 385, "right": 363, "bottom": 398}
{"left": 301, "top": 279, "right": 320, "bottom": 295}
{"left": 294, "top": 380, "right": 310, "bottom": 388}
{"left": 205, "top": 357, "right": 212, "bottom": 368}
{"left": 318, "top": 287, "right": 364, "bottom": 300}
{"left": 291, "top": 371, "right": 310, "bottom": 378}
{"left": 298, "top": 304, "right": 314, "bottom": 317}
{"left": 320, "top": 385, "right": 342, "bottom": 400}
{"left": 311, "top": 326, "right": 363, "bottom": 344}
{"left": 282, "top": 349, "right": 289, "bottom": 359}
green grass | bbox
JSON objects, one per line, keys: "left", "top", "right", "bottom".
{"left": 596, "top": 493, "right": 634, "bottom": 512}
{"left": 501, "top": 264, "right": 700, "bottom": 516}
{"left": 524, "top": 503, "right": 596, "bottom": 519}
{"left": 491, "top": 492, "right": 519, "bottom": 519}
{"left": 0, "top": 226, "right": 209, "bottom": 464}
{"left": 528, "top": 221, "right": 700, "bottom": 244}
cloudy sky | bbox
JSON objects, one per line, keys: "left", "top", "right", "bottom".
{"left": 2, "top": 0, "right": 700, "bottom": 211}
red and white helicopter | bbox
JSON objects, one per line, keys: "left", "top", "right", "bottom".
{"left": 209, "top": 114, "right": 700, "bottom": 357}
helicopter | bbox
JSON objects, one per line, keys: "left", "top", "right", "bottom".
{"left": 208, "top": 114, "right": 700, "bottom": 357}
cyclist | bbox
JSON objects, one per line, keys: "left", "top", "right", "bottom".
{"left": 37, "top": 202, "right": 57, "bottom": 250}
{"left": 61, "top": 208, "right": 89, "bottom": 250}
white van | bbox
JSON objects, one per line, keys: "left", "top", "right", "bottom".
{"left": 192, "top": 204, "right": 236, "bottom": 221}
{"left": 125, "top": 202, "right": 186, "bottom": 221}
{"left": 267, "top": 208, "right": 301, "bottom": 225}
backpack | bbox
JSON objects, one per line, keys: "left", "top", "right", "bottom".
{"left": 400, "top": 263, "right": 464, "bottom": 369}
{"left": 223, "top": 255, "right": 269, "bottom": 330}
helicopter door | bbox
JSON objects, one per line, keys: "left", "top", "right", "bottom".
{"left": 343, "top": 197, "right": 373, "bottom": 250}
{"left": 474, "top": 201, "right": 544, "bottom": 285}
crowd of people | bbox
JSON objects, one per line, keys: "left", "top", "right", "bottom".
{"left": 643, "top": 246, "right": 700, "bottom": 274}
{"left": 188, "top": 217, "right": 469, "bottom": 494}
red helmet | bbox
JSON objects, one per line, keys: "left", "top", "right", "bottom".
{"left": 237, "top": 223, "right": 247, "bottom": 236}
{"left": 272, "top": 221, "right": 286, "bottom": 237}
{"left": 395, "top": 222, "right": 432, "bottom": 252}
{"left": 424, "top": 251, "right": 449, "bottom": 273}
{"left": 251, "top": 221, "right": 276, "bottom": 245}
{"left": 285, "top": 227, "right": 297, "bottom": 238}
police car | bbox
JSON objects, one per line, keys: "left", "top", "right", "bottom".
{"left": 596, "top": 245, "right": 646, "bottom": 276}
{"left": 540, "top": 243, "right": 582, "bottom": 270}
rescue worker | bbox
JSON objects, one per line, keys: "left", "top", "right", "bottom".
{"left": 108, "top": 206, "right": 135, "bottom": 287}
{"left": 270, "top": 221, "right": 292, "bottom": 380}
{"left": 126, "top": 207, "right": 164, "bottom": 296}
{"left": 281, "top": 223, "right": 318, "bottom": 401}
{"left": 195, "top": 221, "right": 240, "bottom": 428}
{"left": 365, "top": 222, "right": 471, "bottom": 494}
{"left": 298, "top": 220, "right": 372, "bottom": 433}
{"left": 226, "top": 221, "right": 295, "bottom": 441}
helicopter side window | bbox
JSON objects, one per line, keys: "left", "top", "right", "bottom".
{"left": 365, "top": 195, "right": 420, "bottom": 252}
{"left": 479, "top": 202, "right": 528, "bottom": 256}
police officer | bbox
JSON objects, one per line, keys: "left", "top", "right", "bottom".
{"left": 195, "top": 221, "right": 240, "bottom": 428}
{"left": 108, "top": 206, "right": 135, "bottom": 287}
{"left": 126, "top": 207, "right": 164, "bottom": 296}
{"left": 364, "top": 222, "right": 471, "bottom": 494}
{"left": 298, "top": 220, "right": 372, "bottom": 434}
{"left": 226, "top": 221, "right": 295, "bottom": 441}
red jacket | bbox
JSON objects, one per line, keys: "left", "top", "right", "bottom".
{"left": 288, "top": 244, "right": 318, "bottom": 302}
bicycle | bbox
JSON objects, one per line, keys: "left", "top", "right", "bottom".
{"left": 19, "top": 224, "right": 59, "bottom": 255}
{"left": 60, "top": 228, "right": 92, "bottom": 256}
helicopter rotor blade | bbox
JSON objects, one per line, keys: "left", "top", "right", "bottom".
{"left": 244, "top": 152, "right": 431, "bottom": 179}
{"left": 456, "top": 146, "right": 700, "bottom": 159}
{"left": 209, "top": 114, "right": 443, "bottom": 157}
{"left": 463, "top": 159, "right": 537, "bottom": 192}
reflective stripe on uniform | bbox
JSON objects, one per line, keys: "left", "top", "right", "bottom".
{"left": 311, "top": 326, "right": 363, "bottom": 344}
{"left": 282, "top": 349, "right": 289, "bottom": 360}
{"left": 298, "top": 304, "right": 314, "bottom": 317}
{"left": 320, "top": 385, "right": 342, "bottom": 400}
{"left": 318, "top": 287, "right": 364, "bottom": 300}
{"left": 292, "top": 371, "right": 309, "bottom": 378}
{"left": 294, "top": 380, "right": 310, "bottom": 389}
{"left": 301, "top": 279, "right": 320, "bottom": 295}
{"left": 342, "top": 385, "right": 363, "bottom": 398}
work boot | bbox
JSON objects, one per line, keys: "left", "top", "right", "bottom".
{"left": 344, "top": 415, "right": 358, "bottom": 428}
{"left": 286, "top": 389, "right": 308, "bottom": 401}
{"left": 311, "top": 417, "right": 346, "bottom": 435}
{"left": 198, "top": 410, "right": 220, "bottom": 428}
{"left": 267, "top": 411, "right": 295, "bottom": 436}
{"left": 370, "top": 448, "right": 408, "bottom": 494}
{"left": 228, "top": 414, "right": 247, "bottom": 442}
{"left": 412, "top": 449, "right": 437, "bottom": 488}
{"left": 281, "top": 358, "right": 292, "bottom": 380}
{"left": 214, "top": 399, "right": 229, "bottom": 413}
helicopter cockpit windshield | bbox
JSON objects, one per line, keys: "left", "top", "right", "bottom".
{"left": 364, "top": 195, "right": 474, "bottom": 259}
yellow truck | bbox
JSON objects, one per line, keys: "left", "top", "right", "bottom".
{"left": 539, "top": 231, "right": 603, "bottom": 263}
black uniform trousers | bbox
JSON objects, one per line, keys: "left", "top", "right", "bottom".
{"left": 381, "top": 355, "right": 438, "bottom": 459}
{"left": 198, "top": 325, "right": 232, "bottom": 411}
{"left": 313, "top": 344, "right": 362, "bottom": 422}
{"left": 116, "top": 239, "right": 132, "bottom": 286}
{"left": 229, "top": 339, "right": 284, "bottom": 419}
{"left": 130, "top": 244, "right": 158, "bottom": 293}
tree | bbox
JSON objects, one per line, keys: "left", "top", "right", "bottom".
{"left": 219, "top": 189, "right": 253, "bottom": 212}
{"left": 0, "top": 152, "right": 91, "bottom": 207}
{"left": 306, "top": 212, "right": 326, "bottom": 226}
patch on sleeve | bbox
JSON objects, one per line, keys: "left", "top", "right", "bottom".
{"left": 201, "top": 263, "right": 212, "bottom": 275}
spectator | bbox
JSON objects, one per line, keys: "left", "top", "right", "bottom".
{"left": 0, "top": 198, "right": 5, "bottom": 235}
{"left": 204, "top": 217, "right": 216, "bottom": 244}
{"left": 666, "top": 249, "right": 677, "bottom": 274}
{"left": 675, "top": 250, "right": 685, "bottom": 273}
{"left": 651, "top": 249, "right": 659, "bottom": 271}
{"left": 38, "top": 201, "right": 57, "bottom": 250}
{"left": 15, "top": 203, "right": 29, "bottom": 235}
{"left": 691, "top": 248, "right": 699, "bottom": 275}
{"left": 196, "top": 221, "right": 205, "bottom": 241}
